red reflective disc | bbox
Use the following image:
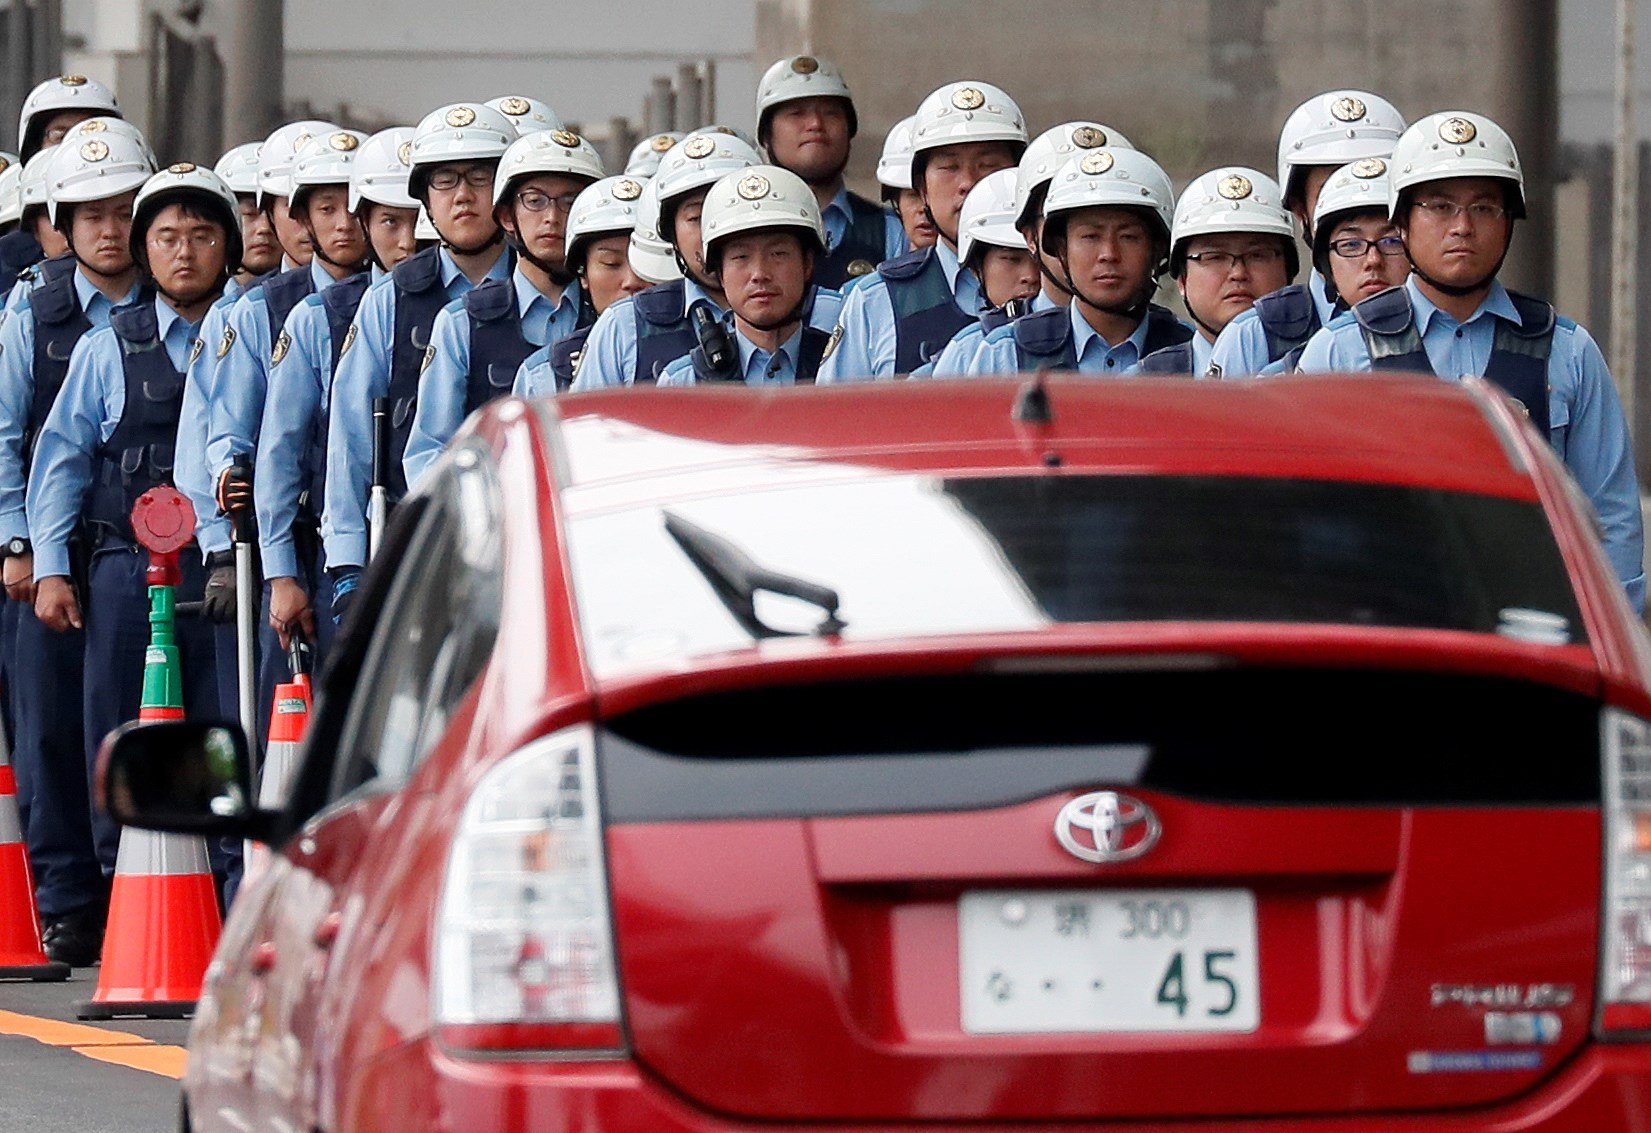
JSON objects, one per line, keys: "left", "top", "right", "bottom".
{"left": 129, "top": 486, "right": 196, "bottom": 554}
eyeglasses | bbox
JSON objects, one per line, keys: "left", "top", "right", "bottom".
{"left": 426, "top": 167, "right": 495, "bottom": 191}
{"left": 1411, "top": 199, "right": 1508, "bottom": 224}
{"left": 1184, "top": 247, "right": 1286, "bottom": 272}
{"left": 150, "top": 232, "right": 221, "bottom": 252}
{"left": 1329, "top": 235, "right": 1407, "bottom": 259}
{"left": 515, "top": 189, "right": 581, "bottom": 214}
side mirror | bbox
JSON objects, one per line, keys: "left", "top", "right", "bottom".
{"left": 98, "top": 720, "right": 271, "bottom": 839}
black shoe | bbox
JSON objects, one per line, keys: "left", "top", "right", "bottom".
{"left": 42, "top": 906, "right": 105, "bottom": 967}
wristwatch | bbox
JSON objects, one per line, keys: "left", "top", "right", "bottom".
{"left": 3, "top": 537, "right": 28, "bottom": 558}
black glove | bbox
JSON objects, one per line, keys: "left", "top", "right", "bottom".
{"left": 202, "top": 550, "right": 237, "bottom": 624}
{"left": 329, "top": 566, "right": 363, "bottom": 626}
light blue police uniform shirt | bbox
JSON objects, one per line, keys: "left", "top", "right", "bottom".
{"left": 816, "top": 240, "right": 982, "bottom": 383}
{"left": 323, "top": 247, "right": 512, "bottom": 571}
{"left": 823, "top": 186, "right": 908, "bottom": 264}
{"left": 0, "top": 268, "right": 138, "bottom": 544}
{"left": 205, "top": 258, "right": 334, "bottom": 482}
{"left": 404, "top": 271, "right": 585, "bottom": 490}
{"left": 512, "top": 340, "right": 560, "bottom": 399}
{"left": 27, "top": 296, "right": 197, "bottom": 579}
{"left": 921, "top": 292, "right": 1061, "bottom": 378}
{"left": 656, "top": 288, "right": 845, "bottom": 386}
{"left": 1296, "top": 275, "right": 1646, "bottom": 610}
{"left": 174, "top": 280, "right": 245, "bottom": 560}
{"left": 567, "top": 277, "right": 730, "bottom": 391}
{"left": 963, "top": 300, "right": 1169, "bottom": 377}
{"left": 1208, "top": 271, "right": 1339, "bottom": 377}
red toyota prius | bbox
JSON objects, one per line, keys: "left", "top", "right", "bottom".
{"left": 106, "top": 373, "right": 1651, "bottom": 1132}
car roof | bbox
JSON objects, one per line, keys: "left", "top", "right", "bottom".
{"left": 542, "top": 374, "right": 1540, "bottom": 516}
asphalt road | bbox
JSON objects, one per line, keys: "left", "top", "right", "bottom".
{"left": 0, "top": 972, "right": 187, "bottom": 1133}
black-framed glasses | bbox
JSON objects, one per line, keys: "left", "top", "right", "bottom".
{"left": 426, "top": 167, "right": 495, "bottom": 191}
{"left": 515, "top": 189, "right": 581, "bottom": 214}
{"left": 1184, "top": 247, "right": 1287, "bottom": 272}
{"left": 1329, "top": 235, "right": 1407, "bottom": 259}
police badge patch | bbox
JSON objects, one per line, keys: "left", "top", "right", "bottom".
{"left": 822, "top": 324, "right": 845, "bottom": 361}
{"left": 271, "top": 330, "right": 291, "bottom": 366}
{"left": 420, "top": 343, "right": 437, "bottom": 374}
{"left": 217, "top": 324, "right": 237, "bottom": 360}
{"left": 340, "top": 323, "right": 358, "bottom": 356}
{"left": 189, "top": 337, "right": 204, "bottom": 367}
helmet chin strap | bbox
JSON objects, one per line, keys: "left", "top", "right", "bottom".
{"left": 443, "top": 225, "right": 505, "bottom": 257}
{"left": 1177, "top": 282, "right": 1224, "bottom": 340}
{"left": 1402, "top": 230, "right": 1512, "bottom": 298}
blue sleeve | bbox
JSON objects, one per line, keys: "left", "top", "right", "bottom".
{"left": 403, "top": 301, "right": 470, "bottom": 492}
{"left": 928, "top": 324, "right": 982, "bottom": 379}
{"left": 1293, "top": 322, "right": 1367, "bottom": 374}
{"left": 1208, "top": 309, "right": 1272, "bottom": 378}
{"left": 26, "top": 331, "right": 117, "bottom": 579}
{"left": 204, "top": 294, "right": 271, "bottom": 480}
{"left": 815, "top": 280, "right": 895, "bottom": 383}
{"left": 255, "top": 301, "right": 327, "bottom": 579}
{"left": 513, "top": 343, "right": 555, "bottom": 397}
{"left": 1553, "top": 324, "right": 1645, "bottom": 611}
{"left": 321, "top": 283, "right": 395, "bottom": 571}
{"left": 176, "top": 305, "right": 230, "bottom": 559}
{"left": 656, "top": 356, "right": 696, "bottom": 386}
{"left": 0, "top": 306, "right": 38, "bottom": 543}
{"left": 962, "top": 324, "right": 1020, "bottom": 377}
{"left": 569, "top": 302, "right": 634, "bottom": 390}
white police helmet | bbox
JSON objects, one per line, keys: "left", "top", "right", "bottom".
{"left": 653, "top": 129, "right": 764, "bottom": 241}
{"left": 18, "top": 150, "right": 53, "bottom": 218}
{"left": 1276, "top": 90, "right": 1406, "bottom": 206}
{"left": 491, "top": 129, "right": 606, "bottom": 210}
{"left": 130, "top": 162, "right": 242, "bottom": 272}
{"left": 957, "top": 168, "right": 1024, "bottom": 266}
{"left": 349, "top": 127, "right": 417, "bottom": 214}
{"left": 696, "top": 124, "right": 762, "bottom": 151}
{"left": 626, "top": 132, "right": 684, "bottom": 178}
{"left": 60, "top": 117, "right": 156, "bottom": 170}
{"left": 628, "top": 175, "right": 682, "bottom": 285}
{"left": 700, "top": 164, "right": 825, "bottom": 267}
{"left": 565, "top": 175, "right": 647, "bottom": 272}
{"left": 486, "top": 95, "right": 564, "bottom": 138}
{"left": 18, "top": 75, "right": 121, "bottom": 161}
{"left": 876, "top": 116, "right": 918, "bottom": 191}
{"left": 755, "top": 55, "right": 857, "bottom": 140}
{"left": 1387, "top": 111, "right": 1525, "bottom": 220}
{"left": 1170, "top": 166, "right": 1298, "bottom": 275}
{"left": 406, "top": 103, "right": 517, "bottom": 203}
{"left": 414, "top": 206, "right": 438, "bottom": 242}
{"left": 1014, "top": 121, "right": 1135, "bottom": 229}
{"left": 45, "top": 130, "right": 156, "bottom": 224}
{"left": 0, "top": 164, "right": 23, "bottom": 229}
{"left": 908, "top": 81, "right": 1027, "bottom": 185}
{"left": 256, "top": 120, "right": 339, "bottom": 207}
{"left": 0, "top": 153, "right": 18, "bottom": 180}
{"left": 213, "top": 142, "right": 262, "bottom": 197}
{"left": 1040, "top": 147, "right": 1175, "bottom": 255}
{"left": 290, "top": 129, "right": 370, "bottom": 212}
{"left": 1309, "top": 156, "right": 1396, "bottom": 271}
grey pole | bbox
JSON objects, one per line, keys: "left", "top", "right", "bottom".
{"left": 219, "top": 0, "right": 284, "bottom": 149}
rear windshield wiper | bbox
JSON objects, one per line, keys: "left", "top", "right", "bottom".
{"left": 663, "top": 512, "right": 847, "bottom": 640}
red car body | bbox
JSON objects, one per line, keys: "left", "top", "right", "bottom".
{"left": 179, "top": 375, "right": 1651, "bottom": 1132}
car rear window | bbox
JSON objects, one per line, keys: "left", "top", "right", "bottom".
{"left": 566, "top": 473, "right": 1585, "bottom": 679}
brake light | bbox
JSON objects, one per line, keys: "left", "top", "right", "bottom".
{"left": 1600, "top": 709, "right": 1651, "bottom": 1036}
{"left": 434, "top": 725, "right": 624, "bottom": 1054}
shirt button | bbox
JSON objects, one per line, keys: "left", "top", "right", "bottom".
{"left": 1455, "top": 329, "right": 1464, "bottom": 339}
{"left": 1105, "top": 358, "right": 1116, "bottom": 368}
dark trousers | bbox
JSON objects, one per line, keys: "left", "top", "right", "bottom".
{"left": 12, "top": 598, "right": 103, "bottom": 917}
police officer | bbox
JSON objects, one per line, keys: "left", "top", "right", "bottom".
{"left": 626, "top": 131, "right": 683, "bottom": 178}
{"left": 0, "top": 159, "right": 40, "bottom": 292}
{"left": 657, "top": 165, "right": 843, "bottom": 386}
{"left": 627, "top": 174, "right": 683, "bottom": 286}
{"left": 925, "top": 169, "right": 1039, "bottom": 376}
{"left": 514, "top": 174, "right": 650, "bottom": 395}
{"left": 323, "top": 102, "right": 516, "bottom": 616}
{"left": 214, "top": 141, "right": 281, "bottom": 291}
{"left": 1296, "top": 111, "right": 1644, "bottom": 608}
{"left": 1139, "top": 168, "right": 1296, "bottom": 375}
{"left": 817, "top": 80, "right": 1026, "bottom": 382}
{"left": 404, "top": 128, "right": 604, "bottom": 486}
{"left": 1208, "top": 91, "right": 1406, "bottom": 376}
{"left": 1, "top": 152, "right": 70, "bottom": 315}
{"left": 1306, "top": 157, "right": 1412, "bottom": 320}
{"left": 571, "top": 129, "right": 761, "bottom": 389}
{"left": 252, "top": 128, "right": 418, "bottom": 656}
{"left": 876, "top": 116, "right": 936, "bottom": 253}
{"left": 963, "top": 147, "right": 1192, "bottom": 377}
{"left": 1011, "top": 121, "right": 1135, "bottom": 314}
{"left": 487, "top": 95, "right": 563, "bottom": 137}
{"left": 16, "top": 75, "right": 121, "bottom": 162}
{"left": 755, "top": 55, "right": 905, "bottom": 289}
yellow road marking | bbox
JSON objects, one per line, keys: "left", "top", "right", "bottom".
{"left": 0, "top": 1007, "right": 187, "bottom": 1079}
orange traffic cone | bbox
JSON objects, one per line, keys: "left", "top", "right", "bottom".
{"left": 243, "top": 651, "right": 312, "bottom": 885}
{"left": 0, "top": 730, "right": 70, "bottom": 981}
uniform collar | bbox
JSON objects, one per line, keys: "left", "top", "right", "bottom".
{"left": 1405, "top": 275, "right": 1519, "bottom": 334}
{"left": 308, "top": 259, "right": 334, "bottom": 291}
{"left": 934, "top": 240, "right": 981, "bottom": 313}
{"left": 73, "top": 266, "right": 137, "bottom": 311}
{"left": 683, "top": 276, "right": 730, "bottom": 317}
{"left": 370, "top": 263, "right": 387, "bottom": 284}
{"left": 734, "top": 322, "right": 803, "bottom": 380}
{"left": 1069, "top": 301, "right": 1154, "bottom": 358}
{"left": 513, "top": 266, "right": 581, "bottom": 318}
{"left": 823, "top": 186, "right": 854, "bottom": 225}
{"left": 153, "top": 293, "right": 189, "bottom": 341}
{"left": 436, "top": 244, "right": 514, "bottom": 289}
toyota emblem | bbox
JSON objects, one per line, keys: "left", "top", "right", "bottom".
{"left": 1055, "top": 792, "right": 1161, "bottom": 863}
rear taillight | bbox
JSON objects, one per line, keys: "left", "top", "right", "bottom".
{"left": 1600, "top": 708, "right": 1651, "bottom": 1036}
{"left": 434, "top": 724, "right": 624, "bottom": 1055}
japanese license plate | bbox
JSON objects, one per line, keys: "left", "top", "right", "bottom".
{"left": 959, "top": 888, "right": 1259, "bottom": 1034}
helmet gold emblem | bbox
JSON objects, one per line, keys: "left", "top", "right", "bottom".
{"left": 612, "top": 179, "right": 643, "bottom": 202}
{"left": 682, "top": 136, "right": 717, "bottom": 159}
{"left": 736, "top": 173, "right": 771, "bottom": 201}
{"left": 791, "top": 56, "right": 819, "bottom": 74}
{"left": 499, "top": 97, "right": 532, "bottom": 117}
{"left": 1439, "top": 117, "right": 1478, "bottom": 144}
{"left": 1071, "top": 126, "right": 1108, "bottom": 149}
{"left": 550, "top": 130, "right": 582, "bottom": 148}
{"left": 79, "top": 140, "right": 109, "bottom": 163}
{"left": 445, "top": 106, "right": 477, "bottom": 129}
{"left": 952, "top": 87, "right": 986, "bottom": 111}
{"left": 1332, "top": 96, "right": 1368, "bottom": 123}
{"left": 1352, "top": 158, "right": 1387, "bottom": 179}
{"left": 1218, "top": 173, "right": 1254, "bottom": 200}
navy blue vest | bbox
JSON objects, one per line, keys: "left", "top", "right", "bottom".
{"left": 689, "top": 326, "right": 831, "bottom": 385}
{"left": 0, "top": 229, "right": 43, "bottom": 288}
{"left": 262, "top": 265, "right": 317, "bottom": 345}
{"left": 1353, "top": 286, "right": 1555, "bottom": 435}
{"left": 298, "top": 272, "right": 375, "bottom": 528}
{"left": 631, "top": 279, "right": 702, "bottom": 384}
{"left": 25, "top": 267, "right": 93, "bottom": 471}
{"left": 385, "top": 247, "right": 454, "bottom": 501}
{"left": 1011, "top": 304, "right": 1192, "bottom": 371}
{"left": 550, "top": 326, "right": 593, "bottom": 392}
{"left": 1137, "top": 340, "right": 1196, "bottom": 375}
{"left": 321, "top": 273, "right": 372, "bottom": 373}
{"left": 462, "top": 279, "right": 534, "bottom": 414}
{"left": 814, "top": 192, "right": 888, "bottom": 290}
{"left": 878, "top": 247, "right": 972, "bottom": 373}
{"left": 1251, "top": 283, "right": 1321, "bottom": 366}
{"left": 87, "top": 302, "right": 186, "bottom": 546}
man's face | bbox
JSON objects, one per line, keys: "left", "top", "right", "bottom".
{"left": 977, "top": 245, "right": 1039, "bottom": 310}
{"left": 426, "top": 161, "right": 500, "bottom": 250}
{"left": 1059, "top": 206, "right": 1157, "bottom": 311}
{"left": 717, "top": 230, "right": 812, "bottom": 328}
{"left": 894, "top": 188, "right": 937, "bottom": 248}
{"left": 146, "top": 202, "right": 228, "bottom": 304}
{"left": 237, "top": 194, "right": 279, "bottom": 275}
{"left": 920, "top": 141, "right": 1019, "bottom": 245}
{"left": 1398, "top": 176, "right": 1512, "bottom": 291}
{"left": 1178, "top": 232, "right": 1292, "bottom": 337}
{"left": 267, "top": 195, "right": 312, "bottom": 264}
{"left": 1291, "top": 164, "right": 1336, "bottom": 235}
{"left": 69, "top": 190, "right": 137, "bottom": 277}
{"left": 299, "top": 184, "right": 367, "bottom": 269}
{"left": 767, "top": 97, "right": 852, "bottom": 185}
{"left": 499, "top": 173, "right": 590, "bottom": 269}
{"left": 1324, "top": 212, "right": 1409, "bottom": 305}
{"left": 41, "top": 110, "right": 95, "bottom": 150}
{"left": 671, "top": 189, "right": 714, "bottom": 284}
{"left": 582, "top": 233, "right": 648, "bottom": 313}
{"left": 363, "top": 203, "right": 419, "bottom": 270}
{"left": 33, "top": 211, "right": 68, "bottom": 258}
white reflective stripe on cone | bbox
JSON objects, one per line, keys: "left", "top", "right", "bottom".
{"left": 113, "top": 829, "right": 212, "bottom": 877}
{"left": 257, "top": 741, "right": 299, "bottom": 809}
{"left": 0, "top": 798, "right": 20, "bottom": 844}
